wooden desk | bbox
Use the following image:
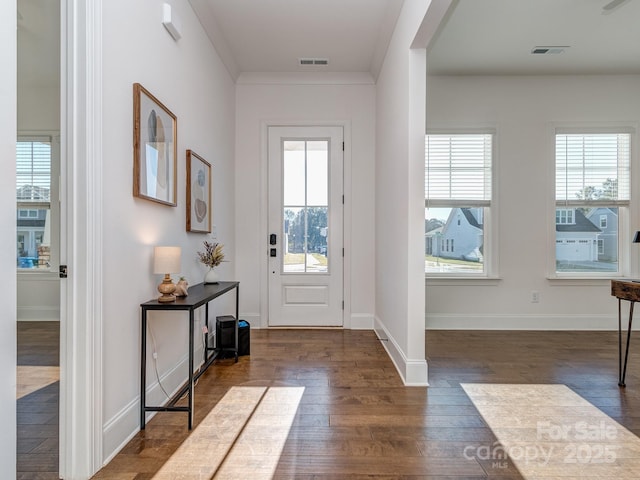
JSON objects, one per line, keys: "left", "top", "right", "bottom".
{"left": 611, "top": 280, "right": 639, "bottom": 387}
{"left": 140, "top": 281, "right": 239, "bottom": 429}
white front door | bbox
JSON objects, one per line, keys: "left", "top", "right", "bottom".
{"left": 268, "top": 126, "right": 344, "bottom": 327}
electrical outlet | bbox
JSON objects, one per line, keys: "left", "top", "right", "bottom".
{"left": 531, "top": 291, "right": 540, "bottom": 303}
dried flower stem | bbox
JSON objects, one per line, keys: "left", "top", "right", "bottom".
{"left": 197, "top": 241, "right": 224, "bottom": 268}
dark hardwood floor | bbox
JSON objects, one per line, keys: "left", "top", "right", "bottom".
{"left": 91, "top": 328, "right": 640, "bottom": 479}
{"left": 17, "top": 321, "right": 60, "bottom": 480}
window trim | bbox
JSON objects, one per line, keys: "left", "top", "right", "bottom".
{"left": 549, "top": 124, "right": 635, "bottom": 279}
{"left": 425, "top": 127, "right": 498, "bottom": 279}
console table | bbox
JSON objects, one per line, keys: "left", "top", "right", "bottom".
{"left": 140, "top": 281, "right": 239, "bottom": 429}
{"left": 611, "top": 280, "right": 638, "bottom": 387}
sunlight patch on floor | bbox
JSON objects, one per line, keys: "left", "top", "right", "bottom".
{"left": 462, "top": 384, "right": 640, "bottom": 478}
{"left": 16, "top": 365, "right": 60, "bottom": 399}
{"left": 152, "top": 385, "right": 305, "bottom": 480}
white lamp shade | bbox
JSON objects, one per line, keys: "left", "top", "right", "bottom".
{"left": 153, "top": 246, "right": 181, "bottom": 274}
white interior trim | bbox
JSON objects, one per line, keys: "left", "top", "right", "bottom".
{"left": 59, "top": 0, "right": 103, "bottom": 477}
{"left": 425, "top": 313, "right": 628, "bottom": 330}
{"left": 374, "top": 316, "right": 429, "bottom": 386}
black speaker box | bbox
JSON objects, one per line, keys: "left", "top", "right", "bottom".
{"left": 215, "top": 316, "right": 250, "bottom": 357}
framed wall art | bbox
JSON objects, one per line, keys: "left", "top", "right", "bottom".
{"left": 133, "top": 83, "right": 177, "bottom": 206}
{"left": 186, "top": 150, "right": 212, "bottom": 233}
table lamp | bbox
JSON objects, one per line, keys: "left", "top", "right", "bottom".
{"left": 153, "top": 246, "right": 181, "bottom": 303}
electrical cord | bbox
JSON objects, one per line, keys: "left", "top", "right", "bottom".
{"left": 147, "top": 321, "right": 171, "bottom": 400}
{"left": 148, "top": 318, "right": 210, "bottom": 402}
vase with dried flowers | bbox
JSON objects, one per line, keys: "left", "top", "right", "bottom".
{"left": 198, "top": 241, "right": 224, "bottom": 284}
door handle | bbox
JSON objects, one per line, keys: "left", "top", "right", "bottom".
{"left": 270, "top": 233, "right": 277, "bottom": 245}
{"left": 270, "top": 248, "right": 277, "bottom": 257}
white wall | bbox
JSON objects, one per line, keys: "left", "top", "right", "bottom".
{"left": 100, "top": 0, "right": 235, "bottom": 462}
{"left": 374, "top": 0, "right": 431, "bottom": 385}
{"left": 426, "top": 74, "right": 640, "bottom": 330}
{"left": 18, "top": 86, "right": 60, "bottom": 132}
{"left": 0, "top": 2, "right": 17, "bottom": 476}
{"left": 235, "top": 74, "right": 376, "bottom": 329}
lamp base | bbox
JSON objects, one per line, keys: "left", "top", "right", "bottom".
{"left": 158, "top": 293, "right": 176, "bottom": 303}
{"left": 157, "top": 275, "right": 177, "bottom": 303}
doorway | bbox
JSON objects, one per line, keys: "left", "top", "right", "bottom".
{"left": 267, "top": 126, "right": 344, "bottom": 327}
{"left": 16, "top": 0, "right": 61, "bottom": 477}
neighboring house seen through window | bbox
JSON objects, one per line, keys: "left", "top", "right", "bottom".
{"left": 555, "top": 131, "right": 630, "bottom": 275}
{"left": 425, "top": 133, "right": 493, "bottom": 276}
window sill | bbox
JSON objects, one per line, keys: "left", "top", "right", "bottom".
{"left": 17, "top": 269, "right": 58, "bottom": 280}
{"left": 546, "top": 276, "right": 614, "bottom": 286}
{"left": 426, "top": 276, "right": 501, "bottom": 286}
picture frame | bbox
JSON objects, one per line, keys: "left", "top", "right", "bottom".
{"left": 186, "top": 150, "right": 212, "bottom": 233}
{"left": 133, "top": 83, "right": 177, "bottom": 206}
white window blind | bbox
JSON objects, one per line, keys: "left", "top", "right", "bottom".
{"left": 555, "top": 133, "right": 630, "bottom": 206}
{"left": 425, "top": 134, "right": 492, "bottom": 207}
{"left": 16, "top": 138, "right": 51, "bottom": 203}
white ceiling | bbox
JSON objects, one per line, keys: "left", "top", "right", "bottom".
{"left": 188, "top": 0, "right": 404, "bottom": 80}
{"left": 17, "top": 0, "right": 640, "bottom": 90}
{"left": 427, "top": 0, "right": 640, "bottom": 75}
{"left": 17, "top": 0, "right": 60, "bottom": 87}
{"left": 191, "top": 0, "right": 640, "bottom": 79}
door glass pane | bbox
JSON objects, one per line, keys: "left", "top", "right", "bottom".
{"left": 284, "top": 207, "right": 304, "bottom": 272}
{"left": 307, "top": 141, "right": 328, "bottom": 206}
{"left": 283, "top": 141, "right": 305, "bottom": 205}
{"left": 282, "top": 140, "right": 330, "bottom": 274}
{"left": 306, "top": 207, "right": 328, "bottom": 272}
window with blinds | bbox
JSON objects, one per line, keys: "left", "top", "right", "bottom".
{"left": 554, "top": 131, "right": 631, "bottom": 275}
{"left": 425, "top": 133, "right": 493, "bottom": 276}
{"left": 556, "top": 133, "right": 630, "bottom": 206}
{"left": 17, "top": 137, "right": 52, "bottom": 269}
{"left": 425, "top": 134, "right": 492, "bottom": 206}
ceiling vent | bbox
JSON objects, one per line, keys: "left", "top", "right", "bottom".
{"left": 299, "top": 58, "right": 329, "bottom": 66}
{"left": 531, "top": 46, "right": 569, "bottom": 55}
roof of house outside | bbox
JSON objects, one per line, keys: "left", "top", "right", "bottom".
{"left": 556, "top": 209, "right": 601, "bottom": 233}
{"left": 461, "top": 208, "right": 482, "bottom": 229}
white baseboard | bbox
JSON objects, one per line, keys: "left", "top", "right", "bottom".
{"left": 246, "top": 313, "right": 374, "bottom": 330}
{"left": 17, "top": 306, "right": 59, "bottom": 322}
{"left": 241, "top": 313, "right": 262, "bottom": 329}
{"left": 425, "top": 313, "right": 632, "bottom": 330}
{"left": 374, "top": 317, "right": 428, "bottom": 386}
{"left": 350, "top": 313, "right": 374, "bottom": 329}
{"left": 102, "top": 345, "right": 205, "bottom": 465}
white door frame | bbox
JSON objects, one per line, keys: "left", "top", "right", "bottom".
{"left": 259, "top": 121, "right": 352, "bottom": 329}
{"left": 59, "top": 0, "right": 103, "bottom": 477}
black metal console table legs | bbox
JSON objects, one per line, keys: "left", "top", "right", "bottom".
{"left": 618, "top": 298, "right": 634, "bottom": 387}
